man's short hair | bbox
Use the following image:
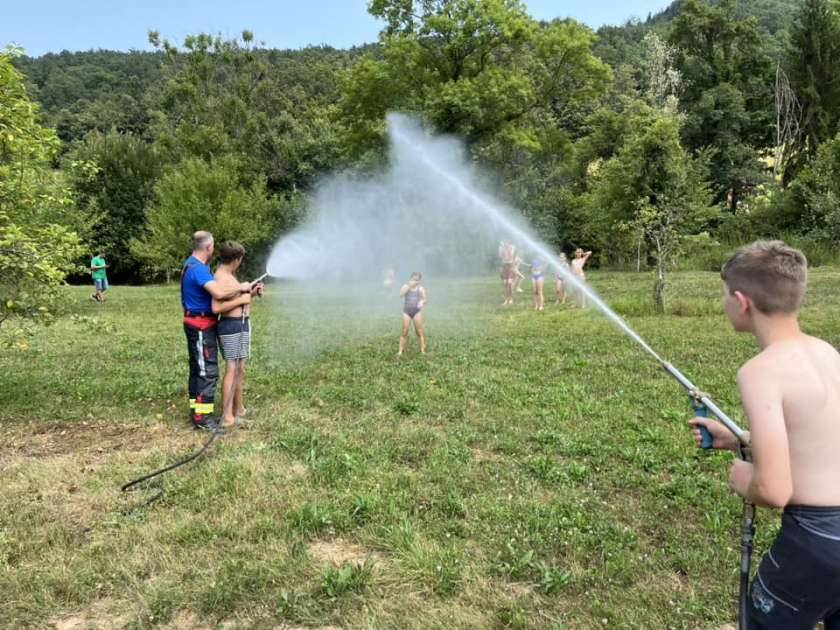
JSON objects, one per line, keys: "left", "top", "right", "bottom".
{"left": 192, "top": 231, "right": 214, "bottom": 252}
{"left": 721, "top": 240, "right": 808, "bottom": 314}
{"left": 219, "top": 241, "right": 246, "bottom": 264}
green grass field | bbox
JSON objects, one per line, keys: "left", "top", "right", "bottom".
{"left": 3, "top": 270, "right": 840, "bottom": 629}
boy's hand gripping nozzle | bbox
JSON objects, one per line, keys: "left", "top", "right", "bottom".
{"left": 661, "top": 362, "right": 748, "bottom": 448}
{"left": 689, "top": 387, "right": 714, "bottom": 449}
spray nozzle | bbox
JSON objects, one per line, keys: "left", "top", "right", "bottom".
{"left": 662, "top": 362, "right": 748, "bottom": 448}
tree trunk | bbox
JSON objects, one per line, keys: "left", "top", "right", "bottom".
{"left": 653, "top": 240, "right": 666, "bottom": 314}
{"left": 653, "top": 263, "right": 666, "bottom": 314}
{"left": 636, "top": 235, "right": 642, "bottom": 272}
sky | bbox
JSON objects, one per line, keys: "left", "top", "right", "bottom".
{"left": 2, "top": 1, "right": 671, "bottom": 58}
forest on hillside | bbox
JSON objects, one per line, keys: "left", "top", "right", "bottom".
{"left": 3, "top": 0, "right": 840, "bottom": 322}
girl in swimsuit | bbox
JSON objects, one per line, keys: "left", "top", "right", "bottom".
{"left": 554, "top": 252, "right": 570, "bottom": 305}
{"left": 570, "top": 248, "right": 592, "bottom": 308}
{"left": 398, "top": 272, "right": 427, "bottom": 356}
{"left": 529, "top": 258, "right": 547, "bottom": 310}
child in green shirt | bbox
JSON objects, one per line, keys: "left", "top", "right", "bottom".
{"left": 90, "top": 249, "right": 109, "bottom": 302}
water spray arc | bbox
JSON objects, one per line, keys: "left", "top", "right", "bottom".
{"left": 388, "top": 113, "right": 754, "bottom": 628}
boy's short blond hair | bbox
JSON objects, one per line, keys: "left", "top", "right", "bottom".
{"left": 721, "top": 240, "right": 807, "bottom": 314}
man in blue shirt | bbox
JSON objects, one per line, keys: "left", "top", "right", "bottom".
{"left": 182, "top": 231, "right": 258, "bottom": 432}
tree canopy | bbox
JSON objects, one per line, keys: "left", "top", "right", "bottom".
{"left": 4, "top": 0, "right": 840, "bottom": 315}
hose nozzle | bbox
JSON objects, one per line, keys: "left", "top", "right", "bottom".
{"left": 662, "top": 362, "right": 749, "bottom": 446}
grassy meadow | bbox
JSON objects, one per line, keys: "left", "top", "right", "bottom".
{"left": 3, "top": 270, "right": 840, "bottom": 629}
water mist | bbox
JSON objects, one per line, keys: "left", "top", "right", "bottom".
{"left": 264, "top": 113, "right": 662, "bottom": 364}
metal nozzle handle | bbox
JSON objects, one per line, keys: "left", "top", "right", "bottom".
{"left": 662, "top": 362, "right": 749, "bottom": 446}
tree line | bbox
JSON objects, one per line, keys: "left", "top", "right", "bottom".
{"left": 3, "top": 0, "right": 840, "bottom": 323}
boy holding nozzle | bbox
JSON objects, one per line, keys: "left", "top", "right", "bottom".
{"left": 690, "top": 240, "right": 840, "bottom": 628}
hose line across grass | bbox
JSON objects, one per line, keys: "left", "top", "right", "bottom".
{"left": 120, "top": 429, "right": 220, "bottom": 507}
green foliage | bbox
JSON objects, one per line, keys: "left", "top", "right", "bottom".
{"left": 0, "top": 48, "right": 85, "bottom": 336}
{"left": 338, "top": 1, "right": 612, "bottom": 250}
{"left": 342, "top": 1, "right": 609, "bottom": 155}
{"left": 791, "top": 131, "right": 840, "bottom": 243}
{"left": 130, "top": 156, "right": 274, "bottom": 277}
{"left": 67, "top": 130, "right": 161, "bottom": 280}
{"left": 579, "top": 103, "right": 714, "bottom": 309}
{"left": 13, "top": 50, "right": 161, "bottom": 143}
{"left": 785, "top": 0, "right": 840, "bottom": 178}
{"left": 669, "top": 0, "right": 773, "bottom": 207}
{"left": 7, "top": 1, "right": 840, "bottom": 280}
{"left": 149, "top": 32, "right": 343, "bottom": 195}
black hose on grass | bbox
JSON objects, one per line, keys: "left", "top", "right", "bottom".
{"left": 120, "top": 430, "right": 220, "bottom": 505}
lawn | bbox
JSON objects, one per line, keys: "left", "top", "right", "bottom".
{"left": 3, "top": 270, "right": 840, "bottom": 629}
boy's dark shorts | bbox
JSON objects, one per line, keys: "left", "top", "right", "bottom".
{"left": 217, "top": 316, "right": 250, "bottom": 361}
{"left": 748, "top": 506, "right": 840, "bottom": 629}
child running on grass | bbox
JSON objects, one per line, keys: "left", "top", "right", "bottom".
{"left": 570, "top": 247, "right": 592, "bottom": 308}
{"left": 398, "top": 272, "right": 427, "bottom": 356}
{"left": 211, "top": 242, "right": 261, "bottom": 428}
{"left": 554, "top": 252, "right": 570, "bottom": 305}
{"left": 689, "top": 240, "right": 840, "bottom": 628}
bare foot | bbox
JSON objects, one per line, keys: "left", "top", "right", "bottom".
{"left": 220, "top": 416, "right": 237, "bottom": 428}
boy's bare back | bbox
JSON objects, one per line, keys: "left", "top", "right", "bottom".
{"left": 741, "top": 333, "right": 840, "bottom": 505}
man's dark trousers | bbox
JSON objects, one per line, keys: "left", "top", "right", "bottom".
{"left": 184, "top": 322, "right": 219, "bottom": 423}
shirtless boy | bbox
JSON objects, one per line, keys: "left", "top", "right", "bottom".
{"left": 690, "top": 241, "right": 840, "bottom": 628}
{"left": 212, "top": 242, "right": 262, "bottom": 428}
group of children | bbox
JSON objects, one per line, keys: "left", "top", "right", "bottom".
{"left": 391, "top": 244, "right": 595, "bottom": 357}
{"left": 499, "top": 240, "right": 593, "bottom": 310}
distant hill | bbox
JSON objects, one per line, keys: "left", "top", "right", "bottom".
{"left": 595, "top": 0, "right": 800, "bottom": 68}
{"left": 648, "top": 0, "right": 800, "bottom": 35}
{"left": 13, "top": 45, "right": 373, "bottom": 144}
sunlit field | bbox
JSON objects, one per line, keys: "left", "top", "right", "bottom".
{"left": 3, "top": 269, "right": 840, "bottom": 628}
